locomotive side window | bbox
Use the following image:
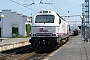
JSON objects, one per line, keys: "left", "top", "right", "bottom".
{"left": 59, "top": 18, "right": 61, "bottom": 24}
{"left": 35, "top": 15, "right": 54, "bottom": 23}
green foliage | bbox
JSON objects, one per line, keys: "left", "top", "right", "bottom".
{"left": 26, "top": 24, "right": 31, "bottom": 37}
{"left": 12, "top": 32, "right": 23, "bottom": 38}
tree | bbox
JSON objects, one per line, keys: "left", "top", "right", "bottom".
{"left": 26, "top": 24, "right": 31, "bottom": 36}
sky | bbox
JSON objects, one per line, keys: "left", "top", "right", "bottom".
{"left": 0, "top": 0, "right": 85, "bottom": 29}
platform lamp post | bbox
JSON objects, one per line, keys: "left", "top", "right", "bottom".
{"left": 0, "top": 14, "right": 4, "bottom": 38}
{"left": 80, "top": 15, "right": 84, "bottom": 40}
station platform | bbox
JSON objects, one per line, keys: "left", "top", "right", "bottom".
{"left": 0, "top": 38, "right": 30, "bottom": 52}
{"left": 44, "top": 35, "right": 90, "bottom": 60}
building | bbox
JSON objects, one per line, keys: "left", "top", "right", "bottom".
{"left": 0, "top": 10, "right": 27, "bottom": 37}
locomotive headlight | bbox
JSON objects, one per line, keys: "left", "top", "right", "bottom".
{"left": 33, "top": 34, "right": 36, "bottom": 36}
{"left": 52, "top": 34, "right": 56, "bottom": 36}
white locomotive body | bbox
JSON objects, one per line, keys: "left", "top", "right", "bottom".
{"left": 30, "top": 10, "right": 70, "bottom": 50}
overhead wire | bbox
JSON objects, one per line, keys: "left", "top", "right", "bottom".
{"left": 47, "top": 0, "right": 82, "bottom": 18}
{"left": 46, "top": 0, "right": 64, "bottom": 15}
{"left": 39, "top": 0, "right": 53, "bottom": 5}
{"left": 50, "top": 0, "right": 64, "bottom": 15}
{"left": 47, "top": 0, "right": 82, "bottom": 27}
{"left": 9, "top": 0, "right": 82, "bottom": 18}
{"left": 61, "top": 15, "right": 81, "bottom": 17}
{"left": 9, "top": 0, "right": 37, "bottom": 12}
{"left": 46, "top": 0, "right": 82, "bottom": 18}
{"left": 23, "top": 0, "right": 35, "bottom": 6}
{"left": 44, "top": 0, "right": 82, "bottom": 27}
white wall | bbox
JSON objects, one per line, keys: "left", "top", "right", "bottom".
{"left": 0, "top": 10, "right": 27, "bottom": 37}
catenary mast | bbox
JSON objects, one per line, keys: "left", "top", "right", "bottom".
{"left": 84, "top": 0, "right": 89, "bottom": 42}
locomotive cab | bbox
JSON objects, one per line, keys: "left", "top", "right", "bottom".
{"left": 29, "top": 10, "right": 69, "bottom": 50}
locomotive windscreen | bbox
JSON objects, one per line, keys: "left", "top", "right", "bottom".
{"left": 35, "top": 15, "right": 54, "bottom": 23}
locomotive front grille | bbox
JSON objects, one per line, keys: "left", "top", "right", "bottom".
{"left": 37, "top": 34, "right": 51, "bottom": 36}
{"left": 36, "top": 33, "right": 52, "bottom": 36}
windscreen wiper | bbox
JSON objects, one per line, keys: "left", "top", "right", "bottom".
{"left": 46, "top": 20, "right": 52, "bottom": 23}
{"left": 44, "top": 20, "right": 52, "bottom": 24}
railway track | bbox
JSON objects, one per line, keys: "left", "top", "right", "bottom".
{"left": 0, "top": 52, "right": 35, "bottom": 60}
{"left": 25, "top": 35, "right": 75, "bottom": 60}
{"left": 25, "top": 50, "right": 53, "bottom": 60}
{"left": 0, "top": 35, "right": 75, "bottom": 60}
{"left": 0, "top": 45, "right": 36, "bottom": 60}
